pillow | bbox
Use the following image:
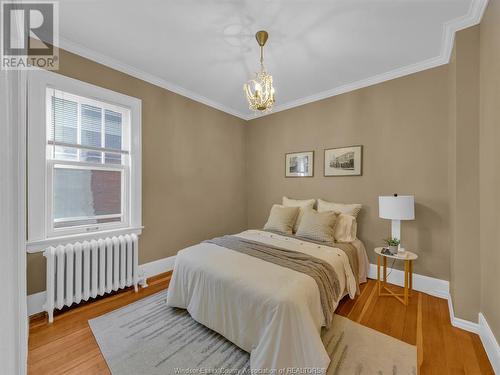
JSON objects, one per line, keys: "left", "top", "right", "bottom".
{"left": 317, "top": 198, "right": 362, "bottom": 218}
{"left": 295, "top": 209, "right": 337, "bottom": 243}
{"left": 334, "top": 214, "right": 358, "bottom": 243}
{"left": 263, "top": 205, "right": 299, "bottom": 235}
{"left": 282, "top": 196, "right": 316, "bottom": 233}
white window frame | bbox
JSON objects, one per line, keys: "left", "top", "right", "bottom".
{"left": 46, "top": 161, "right": 128, "bottom": 237}
{"left": 46, "top": 88, "right": 132, "bottom": 165}
{"left": 27, "top": 70, "right": 142, "bottom": 251}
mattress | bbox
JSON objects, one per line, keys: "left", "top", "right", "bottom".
{"left": 166, "top": 229, "right": 368, "bottom": 371}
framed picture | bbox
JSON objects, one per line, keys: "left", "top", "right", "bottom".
{"left": 324, "top": 145, "right": 363, "bottom": 176}
{"left": 285, "top": 151, "right": 314, "bottom": 177}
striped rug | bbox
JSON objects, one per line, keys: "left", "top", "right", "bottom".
{"left": 89, "top": 290, "right": 416, "bottom": 374}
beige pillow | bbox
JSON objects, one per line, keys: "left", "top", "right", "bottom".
{"left": 263, "top": 205, "right": 299, "bottom": 235}
{"left": 334, "top": 214, "right": 358, "bottom": 243}
{"left": 282, "top": 196, "right": 316, "bottom": 233}
{"left": 317, "top": 198, "right": 362, "bottom": 218}
{"left": 296, "top": 209, "right": 337, "bottom": 243}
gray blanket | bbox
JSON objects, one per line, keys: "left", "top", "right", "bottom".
{"left": 264, "top": 230, "right": 360, "bottom": 292}
{"left": 205, "top": 235, "right": 340, "bottom": 328}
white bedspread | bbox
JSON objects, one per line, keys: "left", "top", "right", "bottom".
{"left": 351, "top": 239, "right": 370, "bottom": 284}
{"left": 166, "top": 230, "right": 359, "bottom": 371}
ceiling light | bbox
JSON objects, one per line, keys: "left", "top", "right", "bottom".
{"left": 243, "top": 30, "right": 275, "bottom": 113}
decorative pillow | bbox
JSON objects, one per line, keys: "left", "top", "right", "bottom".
{"left": 263, "top": 205, "right": 299, "bottom": 235}
{"left": 334, "top": 214, "right": 358, "bottom": 243}
{"left": 317, "top": 198, "right": 362, "bottom": 218}
{"left": 282, "top": 196, "right": 316, "bottom": 233}
{"left": 296, "top": 209, "right": 337, "bottom": 243}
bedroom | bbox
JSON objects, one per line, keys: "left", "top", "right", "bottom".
{"left": 1, "top": 0, "right": 499, "bottom": 374}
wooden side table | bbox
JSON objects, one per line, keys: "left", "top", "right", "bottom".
{"left": 374, "top": 247, "right": 418, "bottom": 306}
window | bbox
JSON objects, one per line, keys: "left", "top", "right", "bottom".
{"left": 46, "top": 89, "right": 130, "bottom": 235}
{"left": 27, "top": 71, "right": 141, "bottom": 246}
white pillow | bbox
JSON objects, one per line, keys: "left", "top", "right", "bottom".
{"left": 282, "top": 196, "right": 316, "bottom": 233}
{"left": 263, "top": 204, "right": 299, "bottom": 235}
{"left": 334, "top": 214, "right": 358, "bottom": 243}
{"left": 317, "top": 198, "right": 362, "bottom": 218}
{"left": 296, "top": 209, "right": 337, "bottom": 243}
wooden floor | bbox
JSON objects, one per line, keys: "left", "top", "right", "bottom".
{"left": 28, "top": 274, "right": 494, "bottom": 374}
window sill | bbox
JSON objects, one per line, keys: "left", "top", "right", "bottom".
{"left": 26, "top": 226, "right": 144, "bottom": 253}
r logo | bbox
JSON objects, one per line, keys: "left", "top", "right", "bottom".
{"left": 1, "top": 1, "right": 59, "bottom": 69}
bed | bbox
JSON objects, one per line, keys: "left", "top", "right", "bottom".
{"left": 166, "top": 229, "right": 369, "bottom": 371}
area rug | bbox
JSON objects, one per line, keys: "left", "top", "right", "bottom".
{"left": 89, "top": 290, "right": 416, "bottom": 375}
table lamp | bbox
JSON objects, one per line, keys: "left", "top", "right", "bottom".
{"left": 379, "top": 194, "right": 415, "bottom": 253}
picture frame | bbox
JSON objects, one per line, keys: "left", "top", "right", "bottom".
{"left": 324, "top": 145, "right": 363, "bottom": 177}
{"left": 285, "top": 151, "right": 314, "bottom": 178}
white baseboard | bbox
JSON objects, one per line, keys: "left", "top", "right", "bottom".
{"left": 367, "top": 263, "right": 450, "bottom": 299}
{"left": 447, "top": 295, "right": 480, "bottom": 334}
{"left": 369, "top": 262, "right": 498, "bottom": 371}
{"left": 479, "top": 313, "right": 500, "bottom": 374}
{"left": 27, "top": 255, "right": 177, "bottom": 317}
{"left": 366, "top": 263, "right": 484, "bottom": 335}
{"left": 27, "top": 290, "right": 46, "bottom": 317}
{"left": 26, "top": 255, "right": 499, "bottom": 373}
{"left": 140, "top": 255, "right": 176, "bottom": 279}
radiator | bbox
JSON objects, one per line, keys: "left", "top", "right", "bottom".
{"left": 43, "top": 233, "right": 141, "bottom": 323}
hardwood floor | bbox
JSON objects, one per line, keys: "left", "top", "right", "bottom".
{"left": 28, "top": 274, "right": 494, "bottom": 374}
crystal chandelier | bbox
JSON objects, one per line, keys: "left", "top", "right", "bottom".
{"left": 243, "top": 30, "right": 275, "bottom": 113}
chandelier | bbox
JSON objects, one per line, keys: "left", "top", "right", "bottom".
{"left": 243, "top": 30, "right": 275, "bottom": 113}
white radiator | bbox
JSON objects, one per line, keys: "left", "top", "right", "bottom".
{"left": 43, "top": 233, "right": 141, "bottom": 323}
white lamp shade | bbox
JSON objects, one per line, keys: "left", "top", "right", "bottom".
{"left": 379, "top": 195, "right": 415, "bottom": 220}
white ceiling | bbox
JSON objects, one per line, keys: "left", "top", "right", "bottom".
{"left": 58, "top": 0, "right": 487, "bottom": 120}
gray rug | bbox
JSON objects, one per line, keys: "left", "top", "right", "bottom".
{"left": 89, "top": 290, "right": 416, "bottom": 374}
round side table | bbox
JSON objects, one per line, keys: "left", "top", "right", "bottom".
{"left": 374, "top": 247, "right": 418, "bottom": 306}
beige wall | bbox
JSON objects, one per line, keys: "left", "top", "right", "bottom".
{"left": 26, "top": 12, "right": 499, "bottom": 344}
{"left": 245, "top": 19, "right": 497, "bottom": 339}
{"left": 27, "top": 49, "right": 247, "bottom": 294}
{"left": 246, "top": 66, "right": 452, "bottom": 280}
{"left": 479, "top": 0, "right": 500, "bottom": 342}
{"left": 448, "top": 26, "right": 481, "bottom": 322}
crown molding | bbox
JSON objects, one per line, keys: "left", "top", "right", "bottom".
{"left": 263, "top": 0, "right": 488, "bottom": 118}
{"left": 58, "top": 0, "right": 488, "bottom": 122}
{"left": 58, "top": 38, "right": 249, "bottom": 120}
{"left": 258, "top": 54, "right": 446, "bottom": 119}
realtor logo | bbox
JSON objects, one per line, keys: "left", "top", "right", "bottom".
{"left": 1, "top": 1, "right": 59, "bottom": 70}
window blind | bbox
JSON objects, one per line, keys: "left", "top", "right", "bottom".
{"left": 47, "top": 89, "right": 129, "bottom": 165}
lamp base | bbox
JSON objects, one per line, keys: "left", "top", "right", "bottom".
{"left": 391, "top": 219, "right": 406, "bottom": 253}
{"left": 391, "top": 219, "right": 401, "bottom": 241}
